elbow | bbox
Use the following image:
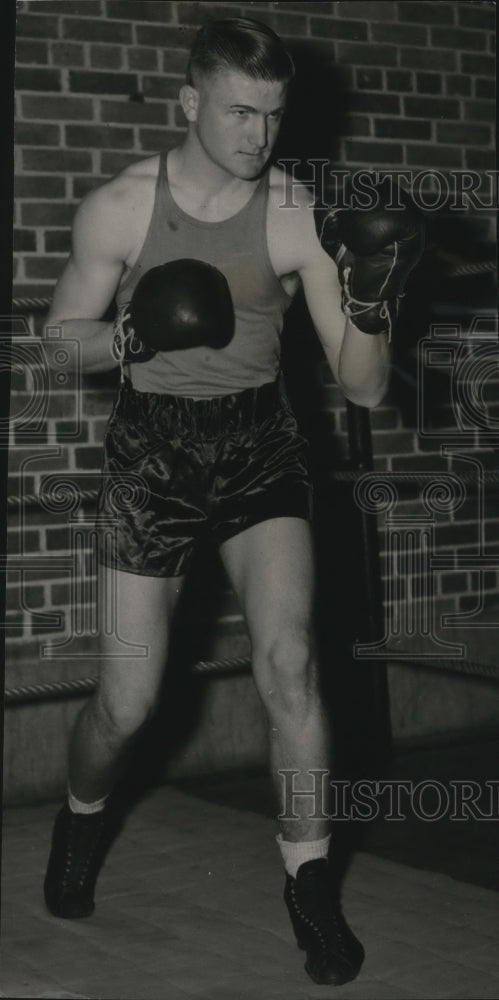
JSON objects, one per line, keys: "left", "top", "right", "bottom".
{"left": 341, "top": 378, "right": 390, "bottom": 410}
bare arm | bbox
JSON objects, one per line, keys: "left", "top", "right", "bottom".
{"left": 295, "top": 193, "right": 391, "bottom": 408}
{"left": 271, "top": 175, "right": 390, "bottom": 408}
{"left": 45, "top": 180, "right": 134, "bottom": 373}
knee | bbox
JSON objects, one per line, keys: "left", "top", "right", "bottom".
{"left": 93, "top": 686, "right": 156, "bottom": 741}
{"left": 254, "top": 630, "right": 317, "bottom": 713}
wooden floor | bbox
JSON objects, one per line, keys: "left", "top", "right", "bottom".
{"left": 2, "top": 776, "right": 499, "bottom": 1000}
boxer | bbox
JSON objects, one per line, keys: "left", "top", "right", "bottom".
{"left": 43, "top": 17, "right": 423, "bottom": 987}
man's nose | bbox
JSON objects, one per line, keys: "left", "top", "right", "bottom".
{"left": 248, "top": 116, "right": 268, "bottom": 150}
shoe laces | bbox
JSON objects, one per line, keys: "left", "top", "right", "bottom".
{"left": 291, "top": 866, "right": 349, "bottom": 957}
{"left": 61, "top": 811, "right": 106, "bottom": 891}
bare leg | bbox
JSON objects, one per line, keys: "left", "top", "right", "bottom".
{"left": 69, "top": 565, "right": 184, "bottom": 802}
{"left": 220, "top": 517, "right": 331, "bottom": 842}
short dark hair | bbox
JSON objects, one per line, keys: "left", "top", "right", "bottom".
{"left": 187, "top": 17, "right": 295, "bottom": 87}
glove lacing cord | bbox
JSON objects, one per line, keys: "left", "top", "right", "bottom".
{"left": 342, "top": 266, "right": 395, "bottom": 343}
{"left": 111, "top": 306, "right": 134, "bottom": 385}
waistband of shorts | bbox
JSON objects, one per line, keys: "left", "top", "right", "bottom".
{"left": 117, "top": 376, "right": 291, "bottom": 436}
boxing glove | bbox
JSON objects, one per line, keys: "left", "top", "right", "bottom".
{"left": 315, "top": 178, "right": 425, "bottom": 340}
{"left": 112, "top": 258, "right": 235, "bottom": 365}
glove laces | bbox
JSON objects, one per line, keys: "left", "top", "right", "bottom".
{"left": 342, "top": 266, "right": 396, "bottom": 343}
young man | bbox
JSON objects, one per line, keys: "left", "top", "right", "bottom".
{"left": 43, "top": 17, "right": 417, "bottom": 987}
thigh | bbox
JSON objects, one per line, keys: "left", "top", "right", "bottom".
{"left": 96, "top": 565, "right": 184, "bottom": 709}
{"left": 219, "top": 516, "right": 316, "bottom": 649}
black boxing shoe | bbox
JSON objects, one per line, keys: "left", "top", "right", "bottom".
{"left": 44, "top": 803, "right": 110, "bottom": 919}
{"left": 284, "top": 859, "right": 365, "bottom": 986}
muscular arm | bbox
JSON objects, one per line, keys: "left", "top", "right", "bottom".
{"left": 45, "top": 181, "right": 133, "bottom": 373}
{"left": 299, "top": 245, "right": 391, "bottom": 409}
{"left": 272, "top": 177, "right": 390, "bottom": 408}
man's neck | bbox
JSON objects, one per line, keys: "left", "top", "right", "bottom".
{"left": 168, "top": 140, "right": 261, "bottom": 222}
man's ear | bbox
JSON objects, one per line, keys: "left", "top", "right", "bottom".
{"left": 179, "top": 85, "right": 199, "bottom": 123}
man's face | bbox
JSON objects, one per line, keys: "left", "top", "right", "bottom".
{"left": 189, "top": 69, "right": 287, "bottom": 179}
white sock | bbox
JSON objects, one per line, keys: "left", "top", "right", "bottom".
{"left": 67, "top": 786, "right": 108, "bottom": 815}
{"left": 277, "top": 833, "right": 331, "bottom": 879}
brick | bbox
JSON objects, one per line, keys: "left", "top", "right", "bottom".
{"left": 344, "top": 141, "right": 403, "bottom": 164}
{"left": 463, "top": 100, "right": 496, "bottom": 123}
{"left": 279, "top": 2, "right": 334, "bottom": 10}
{"left": 21, "top": 202, "right": 76, "bottom": 227}
{"left": 13, "top": 229, "right": 37, "bottom": 253}
{"left": 406, "top": 145, "right": 463, "bottom": 168}
{"left": 446, "top": 74, "right": 472, "bottom": 97}
{"left": 46, "top": 527, "right": 70, "bottom": 551}
{"left": 128, "top": 48, "right": 160, "bottom": 72}
{"left": 432, "top": 26, "right": 488, "bottom": 51}
{"left": 90, "top": 45, "right": 124, "bottom": 70}
{"left": 437, "top": 123, "right": 491, "bottom": 146}
{"left": 356, "top": 68, "right": 383, "bottom": 90}
{"left": 416, "top": 73, "right": 442, "bottom": 95}
{"left": 372, "top": 22, "right": 427, "bottom": 45}
{"left": 143, "top": 75, "right": 183, "bottom": 100}
{"left": 25, "top": 258, "right": 65, "bottom": 280}
{"left": 15, "top": 67, "right": 62, "bottom": 92}
{"left": 338, "top": 1, "right": 396, "bottom": 18}
{"left": 349, "top": 92, "right": 400, "bottom": 115}
{"left": 55, "top": 420, "right": 89, "bottom": 441}
{"left": 49, "top": 41, "right": 86, "bottom": 66}
{"left": 375, "top": 119, "right": 431, "bottom": 140}
{"left": 16, "top": 13, "right": 60, "bottom": 38}
{"left": 14, "top": 122, "right": 61, "bottom": 146}
{"left": 404, "top": 96, "right": 460, "bottom": 119}
{"left": 138, "top": 128, "right": 180, "bottom": 151}
{"left": 161, "top": 41, "right": 187, "bottom": 74}
{"left": 100, "top": 98, "right": 168, "bottom": 125}
{"left": 386, "top": 70, "right": 413, "bottom": 92}
{"left": 27, "top": 1, "right": 102, "bottom": 14}
{"left": 461, "top": 52, "right": 495, "bottom": 75}
{"left": 72, "top": 175, "right": 109, "bottom": 199}
{"left": 310, "top": 18, "right": 368, "bottom": 40}
{"left": 15, "top": 39, "right": 49, "bottom": 64}
{"left": 465, "top": 148, "right": 496, "bottom": 170}
{"left": 14, "top": 175, "right": 66, "bottom": 199}
{"left": 373, "top": 431, "right": 415, "bottom": 455}
{"left": 44, "top": 230, "right": 71, "bottom": 253}
{"left": 100, "top": 150, "right": 142, "bottom": 175}
{"left": 22, "top": 148, "right": 93, "bottom": 173}
{"left": 74, "top": 446, "right": 105, "bottom": 469}
{"left": 458, "top": 4, "right": 496, "bottom": 31}
{"left": 135, "top": 24, "right": 196, "bottom": 47}
{"left": 69, "top": 70, "right": 138, "bottom": 95}
{"left": 475, "top": 78, "right": 495, "bottom": 100}
{"left": 83, "top": 393, "right": 115, "bottom": 416}
{"left": 336, "top": 42, "right": 398, "bottom": 67}
{"left": 105, "top": 0, "right": 174, "bottom": 20}
{"left": 21, "top": 95, "right": 94, "bottom": 121}
{"left": 397, "top": 2, "right": 454, "bottom": 25}
{"left": 342, "top": 116, "right": 371, "bottom": 137}
{"left": 65, "top": 124, "right": 134, "bottom": 149}
{"left": 400, "top": 46, "right": 457, "bottom": 71}
{"left": 62, "top": 17, "right": 132, "bottom": 43}
{"left": 7, "top": 530, "right": 40, "bottom": 557}
{"left": 45, "top": 393, "right": 77, "bottom": 418}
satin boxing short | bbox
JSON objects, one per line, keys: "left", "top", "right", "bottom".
{"left": 96, "top": 377, "right": 313, "bottom": 577}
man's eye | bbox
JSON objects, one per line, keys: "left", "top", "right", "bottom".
{"left": 233, "top": 109, "right": 248, "bottom": 117}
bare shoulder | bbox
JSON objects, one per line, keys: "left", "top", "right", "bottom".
{"left": 73, "top": 154, "right": 160, "bottom": 260}
{"left": 267, "top": 165, "right": 320, "bottom": 273}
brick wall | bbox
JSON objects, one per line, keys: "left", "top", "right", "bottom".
{"left": 8, "top": 1, "right": 498, "bottom": 682}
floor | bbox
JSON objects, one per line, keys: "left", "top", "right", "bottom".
{"left": 2, "top": 743, "right": 499, "bottom": 1000}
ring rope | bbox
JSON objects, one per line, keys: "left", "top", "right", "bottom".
{"left": 4, "top": 656, "right": 253, "bottom": 706}
{"left": 5, "top": 652, "right": 499, "bottom": 707}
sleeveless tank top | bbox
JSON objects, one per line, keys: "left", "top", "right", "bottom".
{"left": 116, "top": 151, "right": 292, "bottom": 397}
